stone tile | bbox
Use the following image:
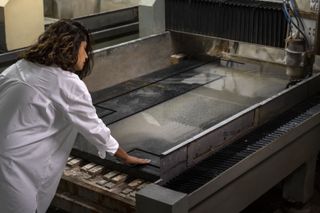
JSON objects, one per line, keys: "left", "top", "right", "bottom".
{"left": 103, "top": 171, "right": 120, "bottom": 180}
{"left": 96, "top": 179, "right": 108, "bottom": 186}
{"left": 129, "top": 191, "right": 136, "bottom": 198}
{"left": 128, "top": 179, "right": 144, "bottom": 189}
{"left": 111, "top": 174, "right": 127, "bottom": 184}
{"left": 88, "top": 165, "right": 104, "bottom": 175}
{"left": 121, "top": 188, "right": 132, "bottom": 195}
{"left": 104, "top": 181, "right": 116, "bottom": 190}
{"left": 81, "top": 173, "right": 92, "bottom": 180}
{"left": 67, "top": 156, "right": 74, "bottom": 161}
{"left": 137, "top": 182, "right": 149, "bottom": 190}
{"left": 67, "top": 158, "right": 82, "bottom": 168}
{"left": 81, "top": 163, "right": 96, "bottom": 172}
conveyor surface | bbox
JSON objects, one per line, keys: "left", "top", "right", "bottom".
{"left": 74, "top": 59, "right": 288, "bottom": 177}
{"left": 164, "top": 94, "right": 320, "bottom": 193}
{"left": 107, "top": 60, "right": 288, "bottom": 155}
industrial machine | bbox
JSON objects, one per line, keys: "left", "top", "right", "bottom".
{"left": 41, "top": 0, "right": 320, "bottom": 212}
{"left": 0, "top": 0, "right": 139, "bottom": 71}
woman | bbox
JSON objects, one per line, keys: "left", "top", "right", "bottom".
{"left": 0, "top": 19, "right": 149, "bottom": 213}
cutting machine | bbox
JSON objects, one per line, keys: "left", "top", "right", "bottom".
{"left": 52, "top": 1, "right": 320, "bottom": 212}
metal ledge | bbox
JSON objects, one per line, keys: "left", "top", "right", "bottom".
{"left": 137, "top": 94, "right": 320, "bottom": 213}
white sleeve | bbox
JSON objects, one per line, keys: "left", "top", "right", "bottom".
{"left": 61, "top": 79, "right": 119, "bottom": 158}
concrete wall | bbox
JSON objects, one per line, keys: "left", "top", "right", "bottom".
{"left": 44, "top": 0, "right": 139, "bottom": 19}
{"left": 170, "top": 32, "right": 285, "bottom": 65}
{"left": 84, "top": 32, "right": 173, "bottom": 92}
{"left": 46, "top": 0, "right": 99, "bottom": 19}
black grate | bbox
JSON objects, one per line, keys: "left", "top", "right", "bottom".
{"left": 165, "top": 0, "right": 287, "bottom": 48}
{"left": 164, "top": 95, "right": 320, "bottom": 193}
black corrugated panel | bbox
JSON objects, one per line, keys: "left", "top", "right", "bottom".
{"left": 165, "top": 0, "right": 287, "bottom": 48}
{"left": 164, "top": 95, "right": 320, "bottom": 193}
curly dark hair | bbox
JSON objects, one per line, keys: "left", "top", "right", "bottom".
{"left": 22, "top": 19, "right": 93, "bottom": 79}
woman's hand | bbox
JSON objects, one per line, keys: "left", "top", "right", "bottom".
{"left": 123, "top": 155, "right": 151, "bottom": 165}
{"left": 114, "top": 147, "right": 151, "bottom": 165}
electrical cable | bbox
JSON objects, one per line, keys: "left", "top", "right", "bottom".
{"left": 282, "top": 5, "right": 293, "bottom": 36}
{"left": 289, "top": 0, "right": 300, "bottom": 29}
{"left": 291, "top": 0, "right": 309, "bottom": 48}
{"left": 282, "top": 0, "right": 310, "bottom": 49}
{"left": 289, "top": 0, "right": 305, "bottom": 32}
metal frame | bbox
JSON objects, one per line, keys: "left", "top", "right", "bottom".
{"left": 137, "top": 97, "right": 320, "bottom": 213}
{"left": 158, "top": 73, "right": 320, "bottom": 183}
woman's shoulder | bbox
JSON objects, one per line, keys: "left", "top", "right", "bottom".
{"left": 18, "top": 59, "right": 89, "bottom": 99}
{"left": 20, "top": 59, "right": 83, "bottom": 87}
{"left": 56, "top": 70, "right": 90, "bottom": 101}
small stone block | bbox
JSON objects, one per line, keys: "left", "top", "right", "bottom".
{"left": 170, "top": 53, "right": 186, "bottom": 64}
{"left": 67, "top": 156, "right": 74, "bottom": 161}
{"left": 81, "top": 163, "right": 96, "bottom": 172}
{"left": 128, "top": 179, "right": 144, "bottom": 189}
{"left": 82, "top": 173, "right": 92, "bottom": 180}
{"left": 137, "top": 183, "right": 149, "bottom": 190}
{"left": 64, "top": 169, "right": 75, "bottom": 176}
{"left": 88, "top": 165, "right": 104, "bottom": 175}
{"left": 129, "top": 191, "right": 136, "bottom": 198}
{"left": 96, "top": 180, "right": 108, "bottom": 186}
{"left": 67, "top": 158, "right": 82, "bottom": 167}
{"left": 111, "top": 174, "right": 127, "bottom": 183}
{"left": 119, "top": 193, "right": 127, "bottom": 198}
{"left": 104, "top": 181, "right": 116, "bottom": 190}
{"left": 121, "top": 188, "right": 132, "bottom": 195}
{"left": 103, "top": 171, "right": 119, "bottom": 180}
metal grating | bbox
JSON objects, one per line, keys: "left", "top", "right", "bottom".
{"left": 164, "top": 95, "right": 320, "bottom": 193}
{"left": 165, "top": 0, "right": 287, "bottom": 47}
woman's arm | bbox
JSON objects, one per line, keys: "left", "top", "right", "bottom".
{"left": 61, "top": 77, "right": 150, "bottom": 165}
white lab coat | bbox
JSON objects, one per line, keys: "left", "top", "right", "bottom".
{"left": 0, "top": 59, "right": 119, "bottom": 213}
